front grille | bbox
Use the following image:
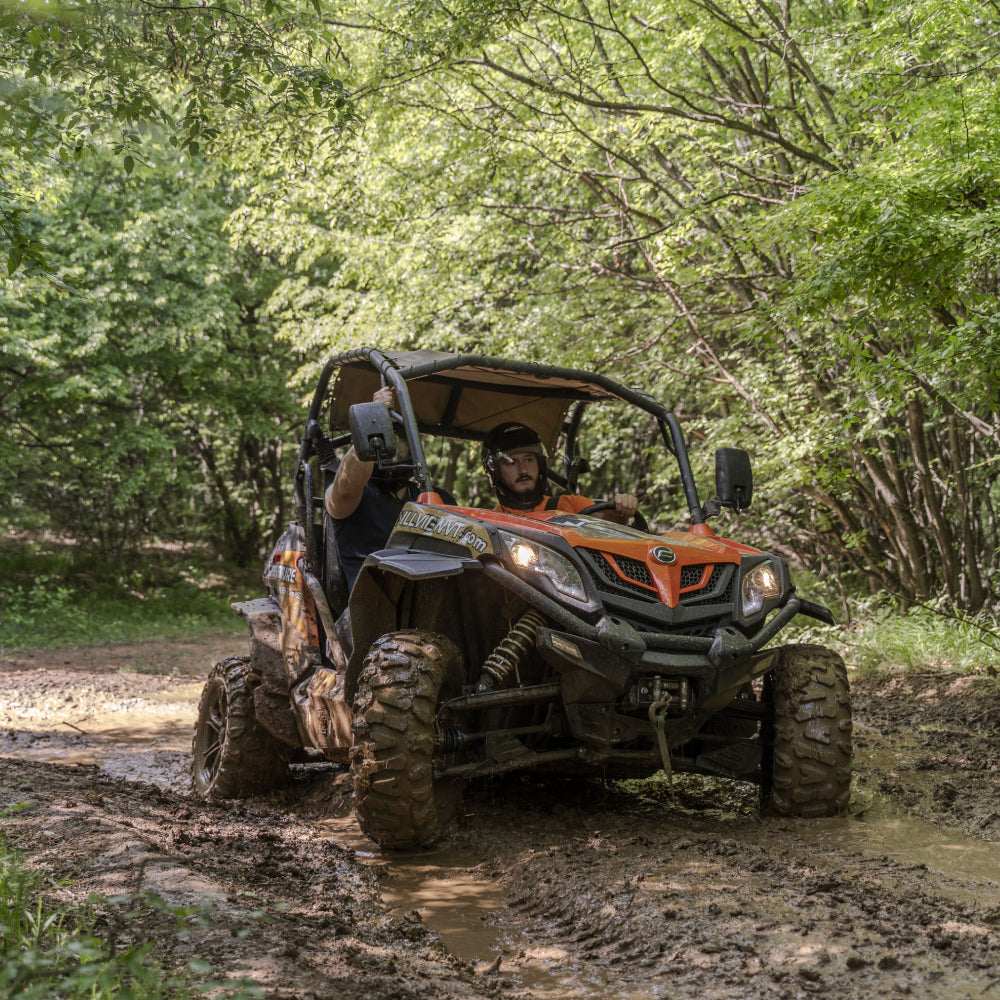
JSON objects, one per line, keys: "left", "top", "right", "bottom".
{"left": 680, "top": 563, "right": 735, "bottom": 606}
{"left": 577, "top": 549, "right": 737, "bottom": 638}
{"left": 610, "top": 554, "right": 654, "bottom": 588}
{"left": 579, "top": 548, "right": 659, "bottom": 603}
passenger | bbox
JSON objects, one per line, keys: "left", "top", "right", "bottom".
{"left": 482, "top": 422, "right": 638, "bottom": 523}
{"left": 325, "top": 386, "right": 454, "bottom": 591}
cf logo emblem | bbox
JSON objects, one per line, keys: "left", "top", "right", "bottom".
{"left": 652, "top": 546, "right": 676, "bottom": 564}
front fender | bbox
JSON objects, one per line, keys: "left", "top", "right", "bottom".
{"left": 344, "top": 557, "right": 483, "bottom": 702}
{"left": 363, "top": 548, "right": 481, "bottom": 580}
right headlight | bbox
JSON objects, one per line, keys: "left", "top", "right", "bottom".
{"left": 740, "top": 561, "right": 782, "bottom": 617}
{"left": 498, "top": 530, "right": 589, "bottom": 603}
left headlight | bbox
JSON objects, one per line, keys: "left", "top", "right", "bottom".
{"left": 740, "top": 561, "right": 782, "bottom": 617}
{"left": 498, "top": 530, "right": 589, "bottom": 603}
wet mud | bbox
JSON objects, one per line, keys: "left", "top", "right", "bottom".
{"left": 2, "top": 637, "right": 1000, "bottom": 999}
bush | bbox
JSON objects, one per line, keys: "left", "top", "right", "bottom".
{"left": 0, "top": 536, "right": 258, "bottom": 653}
{"left": 0, "top": 826, "right": 262, "bottom": 999}
{"left": 785, "top": 596, "right": 1000, "bottom": 676}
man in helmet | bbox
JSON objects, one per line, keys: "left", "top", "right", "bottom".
{"left": 326, "top": 386, "right": 455, "bottom": 591}
{"left": 482, "top": 422, "right": 639, "bottom": 522}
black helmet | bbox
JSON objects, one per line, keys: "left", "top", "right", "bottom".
{"left": 481, "top": 422, "right": 548, "bottom": 509}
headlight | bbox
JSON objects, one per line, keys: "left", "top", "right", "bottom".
{"left": 498, "top": 530, "right": 588, "bottom": 603}
{"left": 740, "top": 562, "right": 781, "bottom": 617}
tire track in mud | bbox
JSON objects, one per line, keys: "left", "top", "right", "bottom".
{"left": 449, "top": 773, "right": 1000, "bottom": 999}
{"left": 5, "top": 645, "right": 1000, "bottom": 1000}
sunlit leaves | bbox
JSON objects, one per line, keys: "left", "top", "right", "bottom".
{"left": 230, "top": 0, "right": 1000, "bottom": 607}
{"left": 1, "top": 137, "right": 299, "bottom": 561}
{"left": 0, "top": 0, "right": 355, "bottom": 272}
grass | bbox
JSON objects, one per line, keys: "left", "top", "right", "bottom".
{"left": 0, "top": 534, "right": 260, "bottom": 653}
{"left": 786, "top": 595, "right": 1000, "bottom": 676}
{"left": 0, "top": 818, "right": 261, "bottom": 1000}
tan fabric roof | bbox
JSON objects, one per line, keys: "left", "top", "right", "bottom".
{"left": 326, "top": 351, "right": 625, "bottom": 452}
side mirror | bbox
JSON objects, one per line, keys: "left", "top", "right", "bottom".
{"left": 715, "top": 447, "right": 753, "bottom": 511}
{"left": 348, "top": 402, "right": 396, "bottom": 463}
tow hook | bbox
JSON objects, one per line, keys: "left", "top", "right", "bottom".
{"left": 648, "top": 700, "right": 673, "bottom": 780}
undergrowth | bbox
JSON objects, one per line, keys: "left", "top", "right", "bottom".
{"left": 787, "top": 595, "right": 1000, "bottom": 676}
{"left": 0, "top": 535, "right": 259, "bottom": 653}
{"left": 0, "top": 817, "right": 261, "bottom": 999}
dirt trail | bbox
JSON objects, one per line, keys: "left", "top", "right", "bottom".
{"left": 2, "top": 635, "right": 1000, "bottom": 999}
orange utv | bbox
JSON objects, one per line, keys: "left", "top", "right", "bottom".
{"left": 192, "top": 348, "right": 852, "bottom": 848}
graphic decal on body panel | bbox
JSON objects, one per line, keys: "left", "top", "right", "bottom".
{"left": 392, "top": 503, "right": 493, "bottom": 555}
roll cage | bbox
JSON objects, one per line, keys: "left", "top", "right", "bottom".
{"left": 294, "top": 346, "right": 707, "bottom": 526}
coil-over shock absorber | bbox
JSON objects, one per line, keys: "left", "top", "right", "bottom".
{"left": 476, "top": 608, "right": 546, "bottom": 692}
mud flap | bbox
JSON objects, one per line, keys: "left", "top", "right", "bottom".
{"left": 233, "top": 596, "right": 301, "bottom": 749}
{"left": 253, "top": 688, "right": 303, "bottom": 747}
{"left": 264, "top": 522, "right": 350, "bottom": 754}
{"left": 291, "top": 666, "right": 353, "bottom": 762}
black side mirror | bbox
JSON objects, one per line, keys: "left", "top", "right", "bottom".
{"left": 715, "top": 447, "right": 753, "bottom": 511}
{"left": 348, "top": 402, "right": 396, "bottom": 463}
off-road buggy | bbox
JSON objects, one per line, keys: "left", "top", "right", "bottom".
{"left": 192, "top": 348, "right": 852, "bottom": 848}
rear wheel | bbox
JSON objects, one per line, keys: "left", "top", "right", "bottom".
{"left": 761, "top": 644, "right": 852, "bottom": 817}
{"left": 191, "top": 656, "right": 292, "bottom": 798}
{"left": 350, "top": 631, "right": 464, "bottom": 849}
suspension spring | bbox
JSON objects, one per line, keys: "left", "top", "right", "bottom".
{"left": 477, "top": 608, "right": 547, "bottom": 692}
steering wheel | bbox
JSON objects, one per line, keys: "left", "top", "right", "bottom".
{"left": 578, "top": 501, "right": 649, "bottom": 533}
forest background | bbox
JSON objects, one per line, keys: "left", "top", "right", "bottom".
{"left": 1, "top": 0, "right": 998, "bottom": 664}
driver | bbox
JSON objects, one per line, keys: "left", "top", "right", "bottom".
{"left": 482, "top": 422, "right": 638, "bottom": 523}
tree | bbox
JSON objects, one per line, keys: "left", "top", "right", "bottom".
{"left": 0, "top": 140, "right": 301, "bottom": 564}
{"left": 0, "top": 0, "right": 351, "bottom": 273}
{"left": 238, "top": 0, "right": 1000, "bottom": 610}
{"left": 5, "top": 0, "right": 998, "bottom": 609}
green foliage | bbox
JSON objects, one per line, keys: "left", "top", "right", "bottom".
{"left": 0, "top": 576, "right": 246, "bottom": 653}
{"left": 0, "top": 832, "right": 262, "bottom": 999}
{"left": 1, "top": 137, "right": 301, "bottom": 564}
{"left": 234, "top": 0, "right": 1000, "bottom": 611}
{"left": 3, "top": 0, "right": 999, "bottom": 612}
{"left": 0, "top": 0, "right": 352, "bottom": 274}
{"left": 778, "top": 583, "right": 1000, "bottom": 676}
{"left": 841, "top": 600, "right": 1000, "bottom": 676}
{"left": 0, "top": 536, "right": 255, "bottom": 652}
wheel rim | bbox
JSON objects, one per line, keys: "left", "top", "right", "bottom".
{"left": 195, "top": 683, "right": 228, "bottom": 786}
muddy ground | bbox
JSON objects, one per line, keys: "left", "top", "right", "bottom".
{"left": 2, "top": 634, "right": 1000, "bottom": 999}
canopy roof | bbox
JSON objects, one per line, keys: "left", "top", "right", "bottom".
{"left": 323, "top": 349, "right": 662, "bottom": 453}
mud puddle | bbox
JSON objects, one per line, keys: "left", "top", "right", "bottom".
{"left": 5, "top": 648, "right": 1000, "bottom": 1000}
{"left": 809, "top": 812, "right": 1000, "bottom": 901}
{"left": 0, "top": 708, "right": 195, "bottom": 793}
{"left": 380, "top": 854, "right": 507, "bottom": 968}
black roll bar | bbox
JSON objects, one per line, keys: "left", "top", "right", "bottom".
{"left": 298, "top": 347, "right": 706, "bottom": 526}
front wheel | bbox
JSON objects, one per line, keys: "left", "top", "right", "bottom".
{"left": 191, "top": 656, "right": 291, "bottom": 798}
{"left": 761, "top": 644, "right": 852, "bottom": 817}
{"left": 350, "top": 631, "right": 464, "bottom": 849}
